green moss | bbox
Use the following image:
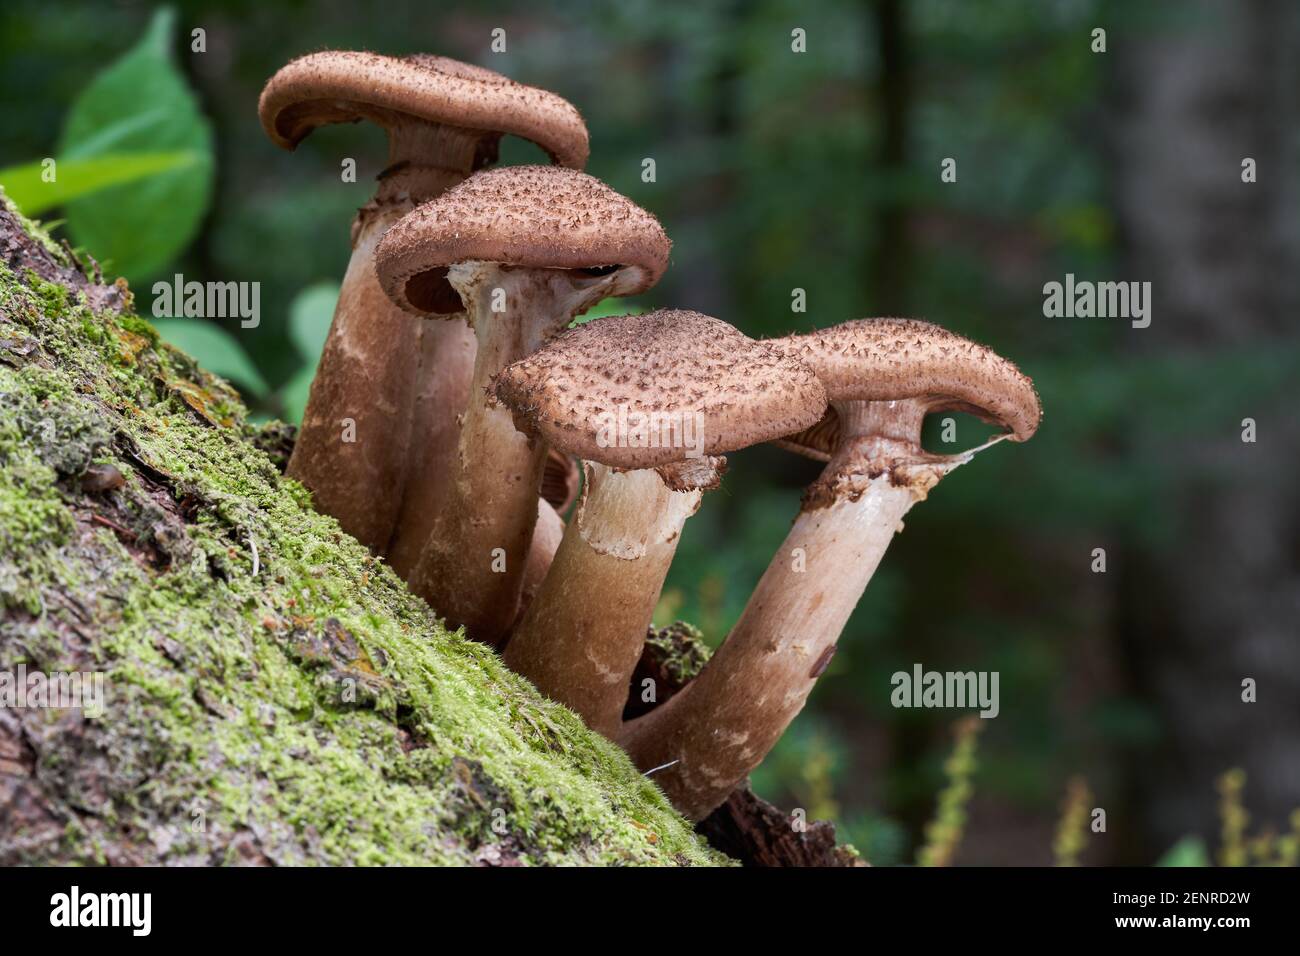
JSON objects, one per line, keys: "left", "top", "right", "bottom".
{"left": 0, "top": 195, "right": 728, "bottom": 866}
{"left": 646, "top": 621, "right": 713, "bottom": 687}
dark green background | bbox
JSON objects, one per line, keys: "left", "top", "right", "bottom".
{"left": 4, "top": 0, "right": 1297, "bottom": 865}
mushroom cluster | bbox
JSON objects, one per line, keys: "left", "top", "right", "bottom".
{"left": 259, "top": 52, "right": 588, "bottom": 570}
{"left": 262, "top": 52, "right": 1043, "bottom": 822}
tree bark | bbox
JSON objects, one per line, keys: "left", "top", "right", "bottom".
{"left": 0, "top": 196, "right": 724, "bottom": 867}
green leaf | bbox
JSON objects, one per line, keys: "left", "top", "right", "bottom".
{"left": 151, "top": 318, "right": 269, "bottom": 399}
{"left": 0, "top": 152, "right": 199, "bottom": 217}
{"left": 279, "top": 364, "right": 315, "bottom": 427}
{"left": 288, "top": 281, "right": 340, "bottom": 360}
{"left": 1156, "top": 836, "right": 1211, "bottom": 867}
{"left": 279, "top": 281, "right": 338, "bottom": 423}
{"left": 57, "top": 7, "right": 214, "bottom": 282}
{"left": 571, "top": 296, "right": 643, "bottom": 327}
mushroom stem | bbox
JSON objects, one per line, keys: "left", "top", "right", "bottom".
{"left": 504, "top": 460, "right": 716, "bottom": 738}
{"left": 287, "top": 128, "right": 481, "bottom": 554}
{"left": 382, "top": 301, "right": 476, "bottom": 577}
{"left": 512, "top": 498, "right": 565, "bottom": 632}
{"left": 619, "top": 399, "right": 969, "bottom": 821}
{"left": 411, "top": 261, "right": 611, "bottom": 644}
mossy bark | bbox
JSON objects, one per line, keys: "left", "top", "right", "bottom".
{"left": 0, "top": 193, "right": 728, "bottom": 866}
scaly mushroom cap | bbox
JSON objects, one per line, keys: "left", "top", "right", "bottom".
{"left": 491, "top": 309, "right": 828, "bottom": 469}
{"left": 375, "top": 165, "right": 672, "bottom": 314}
{"left": 258, "top": 51, "right": 589, "bottom": 168}
{"left": 771, "top": 318, "right": 1042, "bottom": 442}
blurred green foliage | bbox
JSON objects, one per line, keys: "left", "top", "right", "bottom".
{"left": 151, "top": 316, "right": 268, "bottom": 397}
{"left": 57, "top": 8, "right": 214, "bottom": 282}
{"left": 0, "top": 150, "right": 196, "bottom": 216}
{"left": 917, "top": 717, "right": 982, "bottom": 866}
{"left": 279, "top": 280, "right": 339, "bottom": 423}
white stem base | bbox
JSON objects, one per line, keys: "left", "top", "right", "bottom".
{"left": 505, "top": 464, "right": 701, "bottom": 738}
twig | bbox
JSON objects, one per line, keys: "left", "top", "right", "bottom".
{"left": 90, "top": 513, "right": 136, "bottom": 540}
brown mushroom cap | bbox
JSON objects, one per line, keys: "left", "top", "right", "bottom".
{"left": 770, "top": 319, "right": 1042, "bottom": 442}
{"left": 258, "top": 51, "right": 589, "bottom": 169}
{"left": 374, "top": 165, "right": 672, "bottom": 315}
{"left": 491, "top": 309, "right": 828, "bottom": 469}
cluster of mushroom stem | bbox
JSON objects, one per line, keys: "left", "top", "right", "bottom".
{"left": 620, "top": 401, "right": 978, "bottom": 820}
{"left": 488, "top": 313, "right": 1039, "bottom": 821}
{"left": 258, "top": 51, "right": 589, "bottom": 577}
{"left": 407, "top": 262, "right": 625, "bottom": 642}
{"left": 371, "top": 165, "right": 672, "bottom": 643}
{"left": 262, "top": 51, "right": 1043, "bottom": 827}
{"left": 289, "top": 128, "right": 482, "bottom": 555}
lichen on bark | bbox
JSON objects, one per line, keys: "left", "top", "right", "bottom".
{"left": 0, "top": 191, "right": 728, "bottom": 866}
